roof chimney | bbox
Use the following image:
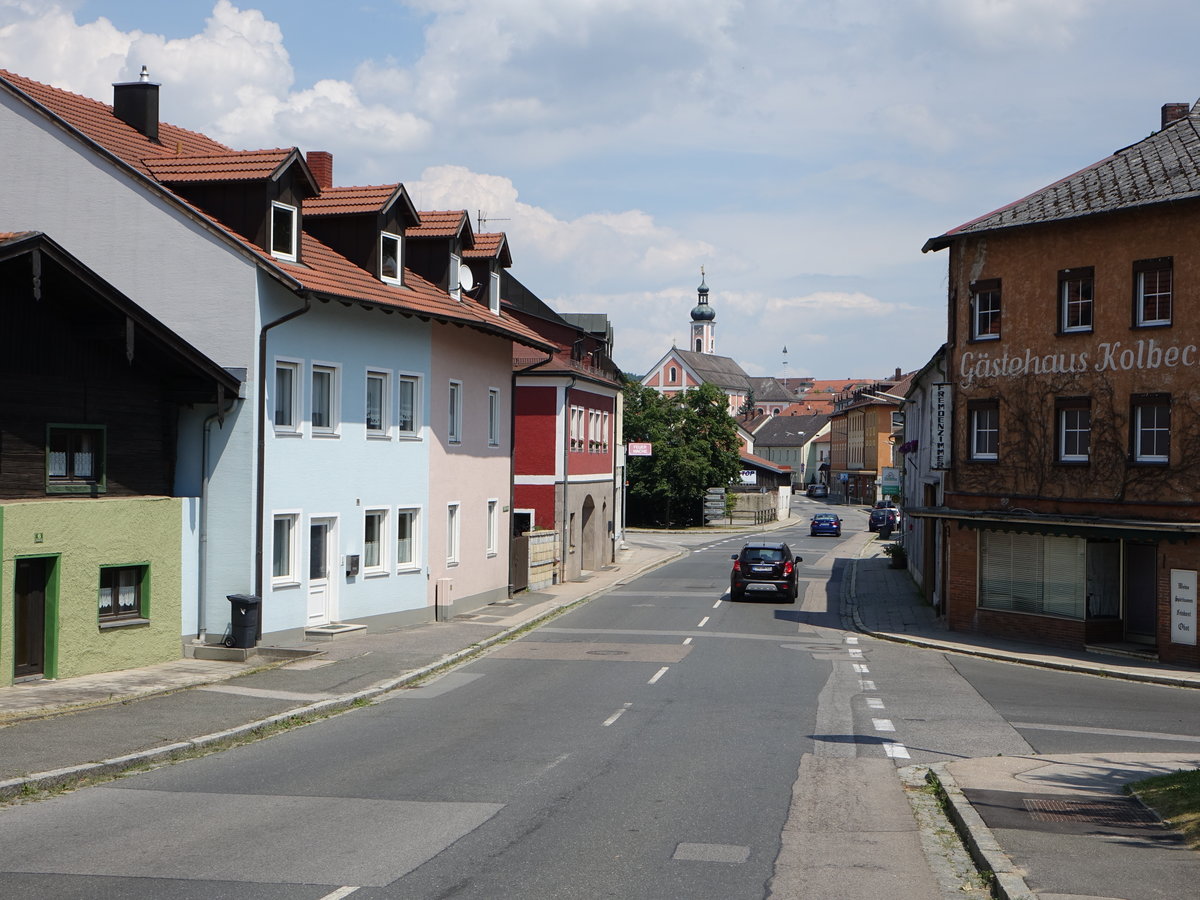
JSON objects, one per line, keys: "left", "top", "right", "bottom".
{"left": 113, "top": 66, "right": 159, "bottom": 141}
{"left": 894, "top": 367, "right": 901, "bottom": 380}
{"left": 307, "top": 151, "right": 333, "bottom": 189}
{"left": 1161, "top": 102, "right": 1189, "bottom": 130}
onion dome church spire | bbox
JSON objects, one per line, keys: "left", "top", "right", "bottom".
{"left": 690, "top": 267, "right": 716, "bottom": 354}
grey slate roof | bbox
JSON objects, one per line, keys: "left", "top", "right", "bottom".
{"left": 673, "top": 349, "right": 752, "bottom": 392}
{"left": 749, "top": 376, "right": 799, "bottom": 403}
{"left": 923, "top": 100, "right": 1200, "bottom": 252}
{"left": 752, "top": 414, "right": 829, "bottom": 447}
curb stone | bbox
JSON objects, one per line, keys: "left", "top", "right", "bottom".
{"left": 928, "top": 762, "right": 1037, "bottom": 900}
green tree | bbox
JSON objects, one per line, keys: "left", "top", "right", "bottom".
{"left": 623, "top": 380, "right": 742, "bottom": 526}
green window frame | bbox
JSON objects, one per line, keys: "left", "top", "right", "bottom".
{"left": 99, "top": 564, "right": 149, "bottom": 624}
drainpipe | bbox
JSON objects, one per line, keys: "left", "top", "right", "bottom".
{"left": 255, "top": 296, "right": 313, "bottom": 634}
{"left": 510, "top": 353, "right": 554, "bottom": 597}
{"left": 561, "top": 374, "right": 577, "bottom": 584}
{"left": 197, "top": 392, "right": 241, "bottom": 644}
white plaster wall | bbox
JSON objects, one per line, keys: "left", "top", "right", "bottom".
{"left": 0, "top": 91, "right": 260, "bottom": 369}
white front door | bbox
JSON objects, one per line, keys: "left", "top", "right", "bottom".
{"left": 308, "top": 518, "right": 336, "bottom": 624}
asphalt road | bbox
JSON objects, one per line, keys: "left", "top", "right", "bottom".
{"left": 1, "top": 500, "right": 1196, "bottom": 898}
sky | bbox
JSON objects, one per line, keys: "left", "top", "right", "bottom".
{"left": 3, "top": 0, "right": 1200, "bottom": 381}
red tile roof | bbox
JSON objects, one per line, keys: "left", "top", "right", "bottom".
{"left": 411, "top": 210, "right": 468, "bottom": 238}
{"left": 304, "top": 184, "right": 404, "bottom": 216}
{"left": 0, "top": 69, "right": 551, "bottom": 353}
{"left": 0, "top": 69, "right": 231, "bottom": 177}
{"left": 144, "top": 149, "right": 297, "bottom": 183}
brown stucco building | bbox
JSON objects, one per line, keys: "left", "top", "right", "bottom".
{"left": 919, "top": 101, "right": 1200, "bottom": 668}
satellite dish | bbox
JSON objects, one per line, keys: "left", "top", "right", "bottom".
{"left": 458, "top": 261, "right": 475, "bottom": 292}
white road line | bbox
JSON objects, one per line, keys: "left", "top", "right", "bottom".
{"left": 603, "top": 703, "right": 633, "bottom": 727}
{"left": 853, "top": 664, "right": 870, "bottom": 673}
{"left": 683, "top": 637, "right": 693, "bottom": 645}
{"left": 1011, "top": 722, "right": 1200, "bottom": 743}
{"left": 860, "top": 680, "right": 876, "bottom": 690}
{"left": 318, "top": 888, "right": 360, "bottom": 900}
{"left": 845, "top": 636, "right": 859, "bottom": 644}
{"left": 872, "top": 718, "right": 896, "bottom": 732}
{"left": 698, "top": 616, "right": 710, "bottom": 628}
{"left": 884, "top": 743, "right": 911, "bottom": 760}
{"left": 648, "top": 667, "right": 669, "bottom": 684}
{"left": 848, "top": 648, "right": 863, "bottom": 658}
{"left": 866, "top": 698, "right": 885, "bottom": 709}
{"left": 712, "top": 599, "right": 722, "bottom": 609}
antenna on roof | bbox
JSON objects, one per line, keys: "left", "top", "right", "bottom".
{"left": 477, "top": 210, "right": 511, "bottom": 231}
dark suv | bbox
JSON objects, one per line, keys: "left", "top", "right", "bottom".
{"left": 730, "top": 542, "right": 800, "bottom": 602}
{"left": 868, "top": 506, "right": 899, "bottom": 533}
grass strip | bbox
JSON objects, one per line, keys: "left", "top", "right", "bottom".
{"left": 1126, "top": 768, "right": 1200, "bottom": 849}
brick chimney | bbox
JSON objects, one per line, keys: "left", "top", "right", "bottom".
{"left": 1161, "top": 103, "right": 1189, "bottom": 129}
{"left": 113, "top": 66, "right": 159, "bottom": 142}
{"left": 307, "top": 151, "right": 333, "bottom": 189}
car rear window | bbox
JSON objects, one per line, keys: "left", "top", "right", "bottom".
{"left": 743, "top": 548, "right": 783, "bottom": 561}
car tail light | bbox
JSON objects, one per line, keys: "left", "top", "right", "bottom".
{"left": 783, "top": 561, "right": 794, "bottom": 576}
{"left": 732, "top": 560, "right": 741, "bottom": 573}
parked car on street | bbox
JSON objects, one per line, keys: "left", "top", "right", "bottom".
{"left": 868, "top": 507, "right": 899, "bottom": 533}
{"left": 730, "top": 541, "right": 800, "bottom": 602}
{"left": 806, "top": 483, "right": 829, "bottom": 498}
{"left": 810, "top": 513, "right": 842, "bottom": 536}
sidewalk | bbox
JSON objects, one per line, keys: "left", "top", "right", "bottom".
{"left": 848, "top": 537, "right": 1200, "bottom": 900}
{"left": 1, "top": 522, "right": 1198, "bottom": 899}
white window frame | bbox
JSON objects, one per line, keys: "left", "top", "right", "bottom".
{"left": 1135, "top": 261, "right": 1172, "bottom": 327}
{"left": 970, "top": 406, "right": 999, "bottom": 460}
{"left": 270, "top": 201, "right": 298, "bottom": 262}
{"left": 971, "top": 282, "right": 1001, "bottom": 340}
{"left": 380, "top": 231, "right": 402, "bottom": 285}
{"left": 271, "top": 511, "right": 301, "bottom": 586}
{"left": 450, "top": 252, "right": 462, "bottom": 301}
{"left": 570, "top": 405, "right": 584, "bottom": 451}
{"left": 366, "top": 368, "right": 390, "bottom": 438}
{"left": 488, "top": 387, "right": 501, "bottom": 447}
{"left": 1134, "top": 401, "right": 1170, "bottom": 463}
{"left": 311, "top": 362, "right": 341, "bottom": 436}
{"left": 363, "top": 507, "right": 389, "bottom": 575}
{"left": 486, "top": 498, "right": 499, "bottom": 557}
{"left": 1059, "top": 406, "right": 1090, "bottom": 462}
{"left": 446, "top": 501, "right": 460, "bottom": 565}
{"left": 448, "top": 380, "right": 463, "bottom": 444}
{"left": 1059, "top": 270, "right": 1093, "bottom": 334}
{"left": 272, "top": 358, "right": 302, "bottom": 434}
{"left": 397, "top": 373, "right": 421, "bottom": 438}
{"left": 396, "top": 507, "right": 420, "bottom": 572}
{"left": 488, "top": 270, "right": 501, "bottom": 314}
{"left": 602, "top": 411, "right": 610, "bottom": 451}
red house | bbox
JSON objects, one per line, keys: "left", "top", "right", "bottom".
{"left": 505, "top": 272, "right": 623, "bottom": 585}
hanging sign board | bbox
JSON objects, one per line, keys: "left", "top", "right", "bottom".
{"left": 1171, "top": 569, "right": 1197, "bottom": 646}
{"left": 931, "top": 382, "right": 952, "bottom": 470}
{"left": 627, "top": 442, "right": 653, "bottom": 457}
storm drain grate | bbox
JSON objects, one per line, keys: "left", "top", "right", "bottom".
{"left": 1023, "top": 797, "right": 1159, "bottom": 826}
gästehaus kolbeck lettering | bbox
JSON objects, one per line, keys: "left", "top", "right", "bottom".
{"left": 959, "top": 338, "right": 1199, "bottom": 387}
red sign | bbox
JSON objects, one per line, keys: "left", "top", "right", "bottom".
{"left": 627, "top": 442, "right": 653, "bottom": 457}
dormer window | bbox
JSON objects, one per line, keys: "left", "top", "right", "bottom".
{"left": 380, "top": 232, "right": 402, "bottom": 285}
{"left": 489, "top": 271, "right": 500, "bottom": 314}
{"left": 271, "top": 202, "right": 298, "bottom": 261}
{"left": 450, "top": 252, "right": 462, "bottom": 301}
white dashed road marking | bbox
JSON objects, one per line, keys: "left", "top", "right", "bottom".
{"left": 872, "top": 718, "right": 896, "bottom": 732}
{"left": 884, "top": 743, "right": 911, "bottom": 760}
{"left": 318, "top": 889, "right": 360, "bottom": 900}
{"left": 697, "top": 616, "right": 710, "bottom": 628}
{"left": 866, "top": 698, "right": 885, "bottom": 709}
{"left": 603, "top": 703, "right": 632, "bottom": 727}
{"left": 648, "top": 667, "right": 669, "bottom": 685}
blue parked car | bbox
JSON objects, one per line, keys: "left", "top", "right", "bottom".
{"left": 810, "top": 513, "right": 842, "bottom": 536}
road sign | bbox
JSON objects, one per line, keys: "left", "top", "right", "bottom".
{"left": 627, "top": 442, "right": 653, "bottom": 456}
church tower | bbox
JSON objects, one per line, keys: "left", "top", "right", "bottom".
{"left": 690, "top": 268, "right": 715, "bottom": 354}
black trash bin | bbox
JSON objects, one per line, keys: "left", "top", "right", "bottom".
{"left": 226, "top": 593, "right": 260, "bottom": 649}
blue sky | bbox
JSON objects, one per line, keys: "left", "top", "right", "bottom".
{"left": 4, "top": 0, "right": 1200, "bottom": 380}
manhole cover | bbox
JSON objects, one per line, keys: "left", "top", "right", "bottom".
{"left": 586, "top": 649, "right": 629, "bottom": 656}
{"left": 1024, "top": 798, "right": 1159, "bottom": 826}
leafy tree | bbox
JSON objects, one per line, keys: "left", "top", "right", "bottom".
{"left": 623, "top": 380, "right": 742, "bottom": 526}
{"left": 739, "top": 388, "right": 757, "bottom": 417}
